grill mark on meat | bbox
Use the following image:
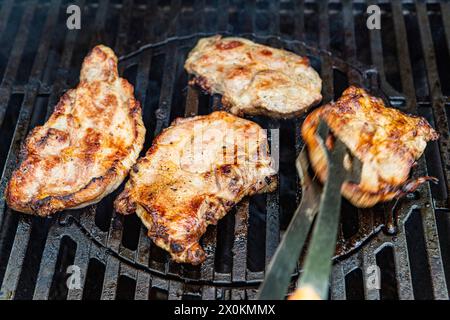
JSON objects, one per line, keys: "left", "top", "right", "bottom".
{"left": 216, "top": 40, "right": 243, "bottom": 50}
{"left": 260, "top": 49, "right": 273, "bottom": 56}
{"left": 226, "top": 66, "right": 252, "bottom": 80}
{"left": 35, "top": 128, "right": 69, "bottom": 148}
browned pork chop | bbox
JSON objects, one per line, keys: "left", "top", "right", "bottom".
{"left": 6, "top": 45, "right": 145, "bottom": 216}
{"left": 185, "top": 35, "right": 322, "bottom": 118}
{"left": 302, "top": 86, "right": 439, "bottom": 208}
{"left": 115, "top": 111, "right": 277, "bottom": 265}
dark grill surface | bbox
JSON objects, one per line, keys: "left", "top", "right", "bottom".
{"left": 0, "top": 0, "right": 449, "bottom": 300}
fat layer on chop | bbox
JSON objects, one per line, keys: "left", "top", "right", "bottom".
{"left": 115, "top": 111, "right": 277, "bottom": 265}
{"left": 6, "top": 45, "right": 146, "bottom": 216}
{"left": 301, "top": 86, "right": 439, "bottom": 208}
{"left": 185, "top": 35, "right": 322, "bottom": 118}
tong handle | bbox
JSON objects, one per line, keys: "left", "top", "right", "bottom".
{"left": 257, "top": 147, "right": 321, "bottom": 300}
{"left": 290, "top": 119, "right": 361, "bottom": 300}
{"left": 288, "top": 286, "right": 321, "bottom": 300}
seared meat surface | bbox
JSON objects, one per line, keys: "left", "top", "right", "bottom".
{"left": 302, "top": 86, "right": 439, "bottom": 208}
{"left": 6, "top": 45, "right": 145, "bottom": 216}
{"left": 185, "top": 35, "right": 322, "bottom": 118}
{"left": 115, "top": 111, "right": 277, "bottom": 265}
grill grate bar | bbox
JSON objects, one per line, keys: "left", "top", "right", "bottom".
{"left": 0, "top": 218, "right": 32, "bottom": 299}
{"left": 79, "top": 202, "right": 107, "bottom": 247}
{"left": 392, "top": 231, "right": 415, "bottom": 299}
{"left": 29, "top": 0, "right": 62, "bottom": 81}
{"left": 114, "top": 0, "right": 133, "bottom": 56}
{"left": 88, "top": 0, "right": 110, "bottom": 48}
{"left": 230, "top": 2, "right": 258, "bottom": 284}
{"left": 151, "top": 276, "right": 169, "bottom": 299}
{"left": 1, "top": 1, "right": 84, "bottom": 300}
{"left": 330, "top": 263, "right": 346, "bottom": 300}
{"left": 202, "top": 285, "right": 215, "bottom": 299}
{"left": 341, "top": 3, "right": 373, "bottom": 298}
{"left": 268, "top": 0, "right": 281, "bottom": 35}
{"left": 67, "top": 234, "right": 91, "bottom": 300}
{"left": 391, "top": 1, "right": 418, "bottom": 114}
{"left": 0, "top": 86, "right": 39, "bottom": 228}
{"left": 165, "top": 0, "right": 182, "bottom": 39}
{"left": 105, "top": 0, "right": 134, "bottom": 259}
{"left": 0, "top": 0, "right": 36, "bottom": 135}
{"left": 391, "top": 1, "right": 426, "bottom": 300}
{"left": 0, "top": 85, "right": 12, "bottom": 153}
{"left": 32, "top": 228, "right": 62, "bottom": 299}
{"left": 367, "top": 0, "right": 386, "bottom": 82}
{"left": 0, "top": 0, "right": 61, "bottom": 228}
{"left": 193, "top": 0, "right": 206, "bottom": 32}
{"left": 318, "top": 0, "right": 334, "bottom": 102}
{"left": 184, "top": 86, "right": 199, "bottom": 117}
{"left": 99, "top": 1, "right": 139, "bottom": 298}
{"left": 0, "top": 0, "right": 14, "bottom": 37}
{"left": 342, "top": 0, "right": 362, "bottom": 84}
{"left": 0, "top": 0, "right": 37, "bottom": 88}
{"left": 294, "top": 0, "right": 305, "bottom": 40}
{"left": 136, "top": 224, "right": 151, "bottom": 267}
{"left": 414, "top": 1, "right": 450, "bottom": 299}
{"left": 265, "top": 126, "right": 280, "bottom": 265}
{"left": 418, "top": 206, "right": 449, "bottom": 299}
{"left": 45, "top": 0, "right": 86, "bottom": 119}
{"left": 134, "top": 270, "right": 151, "bottom": 300}
{"left": 0, "top": 79, "right": 42, "bottom": 297}
{"left": 168, "top": 280, "right": 183, "bottom": 300}
{"left": 101, "top": 255, "right": 120, "bottom": 300}
{"left": 415, "top": 1, "right": 450, "bottom": 208}
{"left": 129, "top": 4, "right": 155, "bottom": 268}
{"left": 232, "top": 201, "right": 249, "bottom": 282}
{"left": 153, "top": 45, "right": 178, "bottom": 137}
{"left": 361, "top": 246, "right": 380, "bottom": 300}
{"left": 247, "top": 0, "right": 256, "bottom": 34}
{"left": 216, "top": 0, "right": 230, "bottom": 32}
{"left": 441, "top": 2, "right": 450, "bottom": 58}
{"left": 0, "top": 12, "right": 11, "bottom": 134}
{"left": 200, "top": 228, "right": 217, "bottom": 282}
{"left": 370, "top": 2, "right": 416, "bottom": 300}
{"left": 231, "top": 288, "right": 246, "bottom": 300}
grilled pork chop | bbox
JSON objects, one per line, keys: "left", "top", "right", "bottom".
{"left": 185, "top": 35, "right": 322, "bottom": 118}
{"left": 302, "top": 86, "right": 439, "bottom": 208}
{"left": 6, "top": 45, "right": 145, "bottom": 216}
{"left": 115, "top": 111, "right": 277, "bottom": 265}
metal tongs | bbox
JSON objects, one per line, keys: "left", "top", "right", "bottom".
{"left": 258, "top": 119, "right": 362, "bottom": 300}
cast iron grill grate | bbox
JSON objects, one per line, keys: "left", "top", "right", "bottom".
{"left": 0, "top": 0, "right": 449, "bottom": 300}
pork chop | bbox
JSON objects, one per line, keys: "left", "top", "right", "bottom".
{"left": 185, "top": 35, "right": 322, "bottom": 118}
{"left": 302, "top": 86, "right": 439, "bottom": 208}
{"left": 6, "top": 45, "right": 146, "bottom": 216}
{"left": 115, "top": 111, "right": 277, "bottom": 265}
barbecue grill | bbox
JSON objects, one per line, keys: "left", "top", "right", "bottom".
{"left": 0, "top": 0, "right": 449, "bottom": 300}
